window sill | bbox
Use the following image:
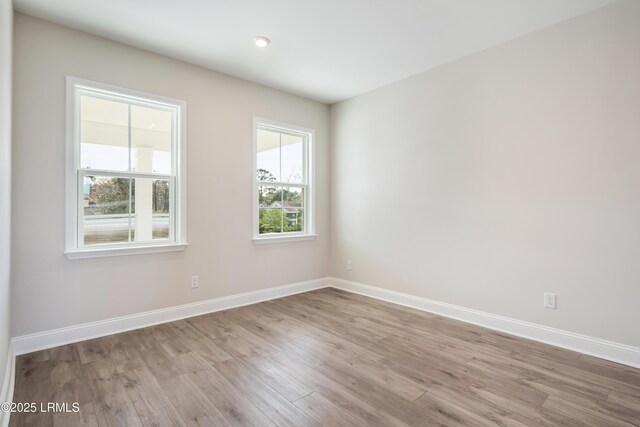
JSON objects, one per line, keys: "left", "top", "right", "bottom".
{"left": 65, "top": 243, "right": 188, "bottom": 260}
{"left": 253, "top": 234, "right": 317, "bottom": 245}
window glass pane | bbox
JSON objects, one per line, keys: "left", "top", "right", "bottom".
{"left": 259, "top": 208, "right": 283, "bottom": 234}
{"left": 80, "top": 96, "right": 129, "bottom": 171}
{"left": 131, "top": 105, "right": 172, "bottom": 174}
{"left": 283, "top": 186, "right": 303, "bottom": 207}
{"left": 131, "top": 178, "right": 171, "bottom": 242}
{"left": 83, "top": 175, "right": 131, "bottom": 245}
{"left": 287, "top": 208, "right": 304, "bottom": 232}
{"left": 257, "top": 128, "right": 281, "bottom": 182}
{"left": 258, "top": 184, "right": 278, "bottom": 208}
{"left": 283, "top": 187, "right": 304, "bottom": 232}
{"left": 152, "top": 179, "right": 171, "bottom": 240}
{"left": 281, "top": 133, "right": 304, "bottom": 184}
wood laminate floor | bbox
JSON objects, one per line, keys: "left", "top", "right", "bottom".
{"left": 9, "top": 288, "right": 640, "bottom": 426}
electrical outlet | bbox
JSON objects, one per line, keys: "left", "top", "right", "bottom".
{"left": 191, "top": 275, "right": 199, "bottom": 289}
{"left": 544, "top": 292, "right": 556, "bottom": 309}
{"left": 346, "top": 260, "right": 353, "bottom": 270}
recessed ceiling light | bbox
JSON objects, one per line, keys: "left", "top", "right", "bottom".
{"left": 254, "top": 36, "right": 270, "bottom": 47}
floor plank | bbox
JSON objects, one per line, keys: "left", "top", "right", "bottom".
{"left": 214, "top": 357, "right": 320, "bottom": 427}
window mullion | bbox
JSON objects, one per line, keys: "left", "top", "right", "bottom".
{"left": 304, "top": 135, "right": 308, "bottom": 232}
{"left": 257, "top": 181, "right": 305, "bottom": 187}
{"left": 127, "top": 104, "right": 133, "bottom": 243}
{"left": 170, "top": 176, "right": 176, "bottom": 242}
{"left": 279, "top": 132, "right": 284, "bottom": 233}
{"left": 128, "top": 177, "right": 133, "bottom": 243}
{"left": 78, "top": 169, "right": 173, "bottom": 180}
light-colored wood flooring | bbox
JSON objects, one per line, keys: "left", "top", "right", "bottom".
{"left": 9, "top": 288, "right": 640, "bottom": 426}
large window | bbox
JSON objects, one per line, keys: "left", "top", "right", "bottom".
{"left": 254, "top": 118, "right": 315, "bottom": 243}
{"left": 65, "top": 77, "right": 186, "bottom": 259}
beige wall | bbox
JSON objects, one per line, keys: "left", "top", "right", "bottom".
{"left": 11, "top": 14, "right": 330, "bottom": 337}
{"left": 0, "top": 0, "right": 12, "bottom": 394}
{"left": 331, "top": 0, "right": 640, "bottom": 347}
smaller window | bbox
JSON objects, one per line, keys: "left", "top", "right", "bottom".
{"left": 65, "top": 77, "right": 187, "bottom": 259}
{"left": 253, "top": 118, "right": 315, "bottom": 243}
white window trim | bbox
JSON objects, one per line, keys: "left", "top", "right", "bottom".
{"left": 252, "top": 117, "right": 316, "bottom": 244}
{"left": 65, "top": 76, "right": 188, "bottom": 259}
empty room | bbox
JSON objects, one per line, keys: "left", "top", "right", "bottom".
{"left": 1, "top": 0, "right": 639, "bottom": 425}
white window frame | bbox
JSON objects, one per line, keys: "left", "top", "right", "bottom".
{"left": 253, "top": 117, "right": 316, "bottom": 244}
{"left": 65, "top": 76, "right": 187, "bottom": 259}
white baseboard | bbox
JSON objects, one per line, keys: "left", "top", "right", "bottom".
{"left": 12, "top": 277, "right": 330, "bottom": 356}
{"left": 0, "top": 341, "right": 15, "bottom": 427}
{"left": 329, "top": 277, "right": 640, "bottom": 369}
{"left": 10, "top": 275, "right": 640, "bottom": 370}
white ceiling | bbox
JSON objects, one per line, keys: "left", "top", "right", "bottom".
{"left": 13, "top": 0, "right": 616, "bottom": 104}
